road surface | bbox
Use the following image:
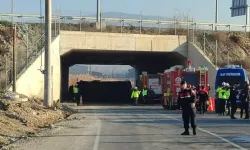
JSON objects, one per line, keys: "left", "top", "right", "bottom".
{"left": 11, "top": 105, "right": 250, "bottom": 150}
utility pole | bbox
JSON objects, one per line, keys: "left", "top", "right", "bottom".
{"left": 246, "top": 6, "right": 250, "bottom": 32}
{"left": 12, "top": 24, "right": 16, "bottom": 92}
{"left": 97, "top": 0, "right": 101, "bottom": 22}
{"left": 215, "top": 0, "right": 218, "bottom": 31}
{"left": 44, "top": 0, "right": 52, "bottom": 107}
{"left": 11, "top": 0, "right": 14, "bottom": 23}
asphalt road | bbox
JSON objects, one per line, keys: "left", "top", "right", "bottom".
{"left": 11, "top": 105, "right": 250, "bottom": 150}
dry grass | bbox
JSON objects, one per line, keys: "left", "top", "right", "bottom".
{"left": 194, "top": 30, "right": 250, "bottom": 72}
{"left": 0, "top": 97, "right": 69, "bottom": 147}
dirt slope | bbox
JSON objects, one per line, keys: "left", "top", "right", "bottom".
{"left": 0, "top": 92, "right": 70, "bottom": 148}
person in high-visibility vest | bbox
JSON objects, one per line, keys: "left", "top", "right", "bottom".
{"left": 131, "top": 87, "right": 141, "bottom": 105}
{"left": 73, "top": 84, "right": 81, "bottom": 106}
{"left": 216, "top": 82, "right": 229, "bottom": 115}
{"left": 164, "top": 88, "right": 171, "bottom": 106}
{"left": 142, "top": 86, "right": 148, "bottom": 104}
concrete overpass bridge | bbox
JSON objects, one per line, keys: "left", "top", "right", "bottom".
{"left": 9, "top": 31, "right": 217, "bottom": 102}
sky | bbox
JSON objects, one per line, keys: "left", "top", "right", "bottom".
{"left": 0, "top": 0, "right": 248, "bottom": 24}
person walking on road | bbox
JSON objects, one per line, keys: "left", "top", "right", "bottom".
{"left": 178, "top": 81, "right": 197, "bottom": 135}
{"left": 197, "top": 85, "right": 209, "bottom": 114}
{"left": 131, "top": 87, "right": 140, "bottom": 105}
{"left": 240, "top": 81, "right": 249, "bottom": 119}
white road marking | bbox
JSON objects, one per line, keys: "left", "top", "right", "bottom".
{"left": 93, "top": 115, "right": 102, "bottom": 150}
{"left": 166, "top": 115, "right": 248, "bottom": 150}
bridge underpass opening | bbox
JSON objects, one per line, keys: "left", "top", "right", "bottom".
{"left": 61, "top": 50, "right": 186, "bottom": 104}
{"left": 68, "top": 64, "right": 135, "bottom": 105}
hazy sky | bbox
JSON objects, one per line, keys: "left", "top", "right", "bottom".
{"left": 0, "top": 0, "right": 248, "bottom": 24}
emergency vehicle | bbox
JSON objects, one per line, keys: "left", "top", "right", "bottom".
{"left": 215, "top": 64, "right": 249, "bottom": 108}
{"left": 140, "top": 71, "right": 162, "bottom": 102}
{"left": 161, "top": 60, "right": 209, "bottom": 110}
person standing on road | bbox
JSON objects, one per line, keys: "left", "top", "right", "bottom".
{"left": 225, "top": 83, "right": 231, "bottom": 116}
{"left": 68, "top": 85, "right": 73, "bottom": 102}
{"left": 240, "top": 81, "right": 249, "bottom": 119}
{"left": 164, "top": 88, "right": 172, "bottom": 109}
{"left": 178, "top": 81, "right": 197, "bottom": 135}
{"left": 197, "top": 85, "right": 209, "bottom": 114}
{"left": 229, "top": 83, "right": 239, "bottom": 119}
{"left": 142, "top": 85, "right": 148, "bottom": 104}
{"left": 73, "top": 84, "right": 81, "bottom": 106}
{"left": 131, "top": 87, "right": 140, "bottom": 105}
{"left": 216, "top": 82, "right": 228, "bottom": 115}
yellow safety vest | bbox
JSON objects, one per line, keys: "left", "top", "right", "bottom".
{"left": 164, "top": 91, "right": 171, "bottom": 97}
{"left": 131, "top": 91, "right": 140, "bottom": 98}
{"left": 73, "top": 87, "right": 79, "bottom": 94}
{"left": 225, "top": 89, "right": 230, "bottom": 99}
{"left": 216, "top": 87, "right": 227, "bottom": 100}
{"left": 142, "top": 89, "right": 147, "bottom": 96}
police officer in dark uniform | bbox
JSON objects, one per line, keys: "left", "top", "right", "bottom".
{"left": 240, "top": 81, "right": 249, "bottom": 119}
{"left": 229, "top": 82, "right": 239, "bottom": 119}
{"left": 178, "top": 81, "right": 197, "bottom": 135}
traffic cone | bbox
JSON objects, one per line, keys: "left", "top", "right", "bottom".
{"left": 208, "top": 97, "right": 215, "bottom": 112}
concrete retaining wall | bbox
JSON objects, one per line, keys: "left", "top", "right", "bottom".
{"left": 187, "top": 42, "right": 218, "bottom": 96}
{"left": 60, "top": 31, "right": 187, "bottom": 56}
{"left": 9, "top": 36, "right": 61, "bottom": 101}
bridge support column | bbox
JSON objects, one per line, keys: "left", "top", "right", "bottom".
{"left": 61, "top": 64, "right": 69, "bottom": 101}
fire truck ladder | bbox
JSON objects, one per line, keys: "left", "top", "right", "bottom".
{"left": 199, "top": 66, "right": 207, "bottom": 86}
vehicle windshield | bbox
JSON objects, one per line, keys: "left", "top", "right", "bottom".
{"left": 183, "top": 73, "right": 199, "bottom": 88}
{"left": 216, "top": 76, "right": 244, "bottom": 88}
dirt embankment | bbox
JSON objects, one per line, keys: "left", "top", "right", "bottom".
{"left": 194, "top": 31, "right": 250, "bottom": 75}
{"left": 0, "top": 92, "right": 71, "bottom": 148}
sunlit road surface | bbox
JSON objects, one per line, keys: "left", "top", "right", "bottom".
{"left": 13, "top": 105, "right": 250, "bottom": 150}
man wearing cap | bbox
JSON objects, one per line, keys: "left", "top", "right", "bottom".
{"left": 177, "top": 80, "right": 197, "bottom": 135}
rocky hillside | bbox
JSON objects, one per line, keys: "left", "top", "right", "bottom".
{"left": 0, "top": 21, "right": 44, "bottom": 90}
{"left": 194, "top": 31, "right": 250, "bottom": 74}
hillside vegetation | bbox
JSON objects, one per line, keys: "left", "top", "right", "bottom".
{"left": 194, "top": 31, "right": 250, "bottom": 74}
{"left": 0, "top": 21, "right": 44, "bottom": 90}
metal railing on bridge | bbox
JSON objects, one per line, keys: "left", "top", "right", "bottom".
{"left": 0, "top": 12, "right": 249, "bottom": 90}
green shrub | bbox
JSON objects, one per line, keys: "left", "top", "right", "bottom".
{"left": 0, "top": 20, "right": 12, "bottom": 27}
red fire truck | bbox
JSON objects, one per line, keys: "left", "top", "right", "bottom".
{"left": 161, "top": 61, "right": 209, "bottom": 110}
{"left": 140, "top": 71, "right": 162, "bottom": 103}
